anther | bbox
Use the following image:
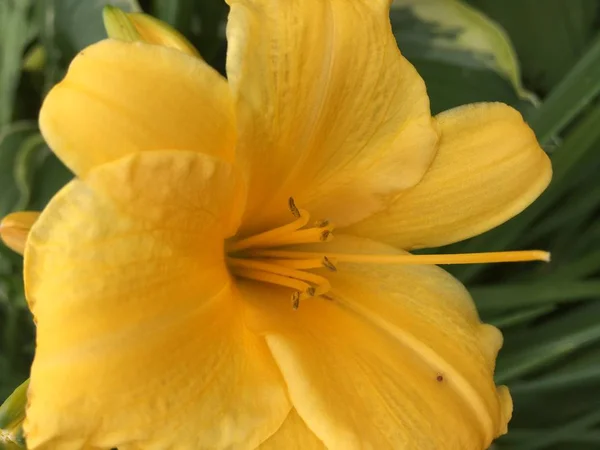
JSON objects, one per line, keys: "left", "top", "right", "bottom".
{"left": 320, "top": 230, "right": 333, "bottom": 242}
{"left": 306, "top": 286, "right": 316, "bottom": 296}
{"left": 291, "top": 292, "right": 301, "bottom": 310}
{"left": 314, "top": 219, "right": 330, "bottom": 228}
{"left": 322, "top": 256, "right": 337, "bottom": 272}
{"left": 288, "top": 197, "right": 301, "bottom": 218}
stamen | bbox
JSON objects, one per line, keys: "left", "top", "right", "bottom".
{"left": 244, "top": 249, "right": 550, "bottom": 265}
{"left": 228, "top": 208, "right": 310, "bottom": 252}
{"left": 291, "top": 292, "right": 301, "bottom": 310}
{"left": 292, "top": 287, "right": 318, "bottom": 311}
{"left": 288, "top": 197, "right": 301, "bottom": 218}
{"left": 229, "top": 267, "right": 312, "bottom": 293}
{"left": 261, "top": 258, "right": 327, "bottom": 270}
{"left": 228, "top": 257, "right": 331, "bottom": 294}
{"left": 314, "top": 219, "right": 330, "bottom": 228}
{"left": 238, "top": 227, "right": 334, "bottom": 250}
{"left": 227, "top": 198, "right": 549, "bottom": 312}
{"left": 320, "top": 230, "right": 333, "bottom": 242}
{"left": 322, "top": 256, "right": 337, "bottom": 272}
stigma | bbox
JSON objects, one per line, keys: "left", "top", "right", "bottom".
{"left": 226, "top": 198, "right": 549, "bottom": 310}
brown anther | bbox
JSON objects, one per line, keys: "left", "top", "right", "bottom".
{"left": 288, "top": 197, "right": 301, "bottom": 218}
{"left": 320, "top": 230, "right": 332, "bottom": 242}
{"left": 315, "top": 219, "right": 330, "bottom": 228}
{"left": 291, "top": 292, "right": 301, "bottom": 310}
{"left": 436, "top": 374, "right": 444, "bottom": 382}
{"left": 322, "top": 256, "right": 337, "bottom": 272}
{"left": 306, "top": 286, "right": 316, "bottom": 296}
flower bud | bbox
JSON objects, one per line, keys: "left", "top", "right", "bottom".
{"left": 102, "top": 5, "right": 142, "bottom": 42}
{"left": 0, "top": 211, "right": 40, "bottom": 255}
{"left": 0, "top": 380, "right": 29, "bottom": 449}
{"left": 103, "top": 6, "right": 200, "bottom": 58}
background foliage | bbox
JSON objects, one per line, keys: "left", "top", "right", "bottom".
{"left": 1, "top": 0, "right": 600, "bottom": 448}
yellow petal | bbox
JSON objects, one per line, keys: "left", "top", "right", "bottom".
{"left": 241, "top": 235, "right": 511, "bottom": 450}
{"left": 128, "top": 13, "right": 202, "bottom": 57}
{"left": 347, "top": 103, "right": 552, "bottom": 249}
{"left": 0, "top": 211, "right": 40, "bottom": 255}
{"left": 39, "top": 39, "right": 235, "bottom": 178}
{"left": 259, "top": 409, "right": 325, "bottom": 450}
{"left": 24, "top": 152, "right": 289, "bottom": 449}
{"left": 226, "top": 0, "right": 438, "bottom": 234}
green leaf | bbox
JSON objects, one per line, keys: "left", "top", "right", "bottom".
{"left": 528, "top": 33, "right": 600, "bottom": 145}
{"left": 52, "top": 0, "right": 141, "bottom": 54}
{"left": 28, "top": 150, "right": 73, "bottom": 211}
{"left": 0, "top": 122, "right": 39, "bottom": 217}
{"left": 467, "top": 0, "right": 599, "bottom": 93}
{"left": 510, "top": 366, "right": 600, "bottom": 394}
{"left": 487, "top": 305, "right": 554, "bottom": 329}
{"left": 0, "top": 125, "right": 70, "bottom": 218}
{"left": 525, "top": 182, "right": 600, "bottom": 244}
{"left": 13, "top": 133, "right": 46, "bottom": 211}
{"left": 194, "top": 0, "right": 227, "bottom": 64}
{"left": 473, "top": 281, "right": 600, "bottom": 313}
{"left": 152, "top": 0, "right": 227, "bottom": 65}
{"left": 390, "top": 0, "right": 535, "bottom": 108}
{"left": 497, "top": 302, "right": 600, "bottom": 384}
{"left": 152, "top": 0, "right": 194, "bottom": 35}
{"left": 0, "top": 379, "right": 28, "bottom": 449}
{"left": 503, "top": 409, "right": 600, "bottom": 450}
{"left": 0, "top": 0, "right": 37, "bottom": 128}
{"left": 405, "top": 59, "right": 531, "bottom": 115}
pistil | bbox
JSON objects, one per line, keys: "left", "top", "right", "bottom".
{"left": 243, "top": 249, "right": 550, "bottom": 265}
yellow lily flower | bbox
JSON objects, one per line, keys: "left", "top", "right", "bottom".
{"left": 20, "top": 1, "right": 551, "bottom": 449}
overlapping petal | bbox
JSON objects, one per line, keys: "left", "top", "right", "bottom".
{"left": 24, "top": 152, "right": 290, "bottom": 449}
{"left": 259, "top": 409, "right": 325, "bottom": 449}
{"left": 39, "top": 40, "right": 235, "bottom": 178}
{"left": 226, "top": 0, "right": 438, "bottom": 234}
{"left": 241, "top": 235, "right": 511, "bottom": 449}
{"left": 347, "top": 103, "right": 552, "bottom": 249}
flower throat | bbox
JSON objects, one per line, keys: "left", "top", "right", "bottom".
{"left": 226, "top": 198, "right": 549, "bottom": 310}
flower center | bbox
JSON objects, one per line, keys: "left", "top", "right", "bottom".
{"left": 226, "top": 198, "right": 549, "bottom": 310}
{"left": 226, "top": 199, "right": 335, "bottom": 309}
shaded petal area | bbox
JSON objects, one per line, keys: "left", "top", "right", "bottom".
{"left": 226, "top": 0, "right": 437, "bottom": 233}
{"left": 40, "top": 40, "right": 235, "bottom": 177}
{"left": 242, "top": 235, "right": 511, "bottom": 450}
{"left": 259, "top": 409, "right": 325, "bottom": 450}
{"left": 24, "top": 152, "right": 289, "bottom": 449}
{"left": 347, "top": 103, "right": 552, "bottom": 249}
